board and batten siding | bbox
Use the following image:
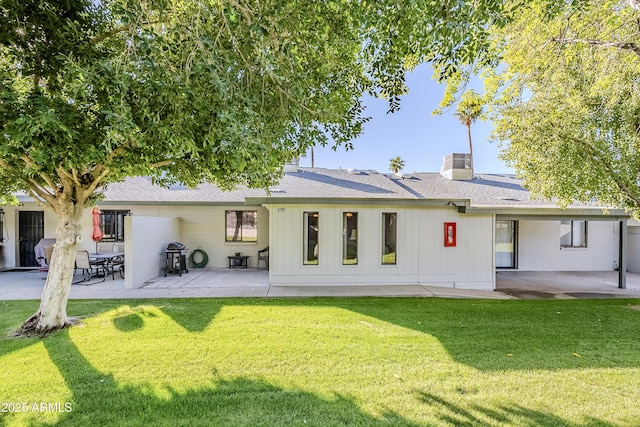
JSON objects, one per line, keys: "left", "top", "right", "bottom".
{"left": 266, "top": 204, "right": 494, "bottom": 290}
{"left": 516, "top": 220, "right": 616, "bottom": 271}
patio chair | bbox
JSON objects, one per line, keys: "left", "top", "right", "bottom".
{"left": 109, "top": 243, "right": 125, "bottom": 279}
{"left": 258, "top": 247, "right": 269, "bottom": 270}
{"left": 75, "top": 250, "right": 106, "bottom": 282}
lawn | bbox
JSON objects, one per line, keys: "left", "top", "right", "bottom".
{"left": 1, "top": 297, "right": 640, "bottom": 426}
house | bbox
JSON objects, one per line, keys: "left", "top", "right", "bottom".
{"left": 0, "top": 154, "right": 633, "bottom": 290}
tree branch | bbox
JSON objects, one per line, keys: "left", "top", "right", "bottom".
{"left": 553, "top": 37, "right": 640, "bottom": 57}
{"left": 92, "top": 21, "right": 163, "bottom": 44}
{"left": 228, "top": 0, "right": 255, "bottom": 25}
{"left": 0, "top": 158, "right": 57, "bottom": 207}
{"left": 56, "top": 167, "right": 74, "bottom": 182}
{"left": 71, "top": 168, "right": 80, "bottom": 186}
{"left": 82, "top": 167, "right": 111, "bottom": 204}
{"left": 0, "top": 158, "right": 15, "bottom": 173}
{"left": 150, "top": 160, "right": 174, "bottom": 169}
{"left": 20, "top": 156, "right": 61, "bottom": 194}
{"left": 568, "top": 135, "right": 640, "bottom": 207}
{"left": 25, "top": 179, "right": 56, "bottom": 209}
{"left": 56, "top": 167, "right": 75, "bottom": 205}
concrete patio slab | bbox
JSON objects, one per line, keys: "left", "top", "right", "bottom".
{"left": 2, "top": 268, "right": 640, "bottom": 301}
{"left": 496, "top": 271, "right": 640, "bottom": 299}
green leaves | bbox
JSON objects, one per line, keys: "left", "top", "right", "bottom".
{"left": 488, "top": 0, "right": 640, "bottom": 216}
{"left": 0, "top": 0, "right": 515, "bottom": 206}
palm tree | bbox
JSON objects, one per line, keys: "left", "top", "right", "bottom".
{"left": 389, "top": 156, "right": 405, "bottom": 174}
{"left": 454, "top": 90, "right": 484, "bottom": 174}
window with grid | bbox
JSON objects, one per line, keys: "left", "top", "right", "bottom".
{"left": 100, "top": 210, "right": 130, "bottom": 242}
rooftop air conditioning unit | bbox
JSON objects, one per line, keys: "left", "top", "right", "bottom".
{"left": 440, "top": 153, "right": 472, "bottom": 181}
{"left": 283, "top": 158, "right": 299, "bottom": 173}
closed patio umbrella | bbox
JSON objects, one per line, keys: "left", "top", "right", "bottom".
{"left": 91, "top": 206, "right": 103, "bottom": 253}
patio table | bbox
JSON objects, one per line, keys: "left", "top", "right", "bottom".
{"left": 90, "top": 252, "right": 124, "bottom": 278}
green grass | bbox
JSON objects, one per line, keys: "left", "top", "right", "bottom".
{"left": 1, "top": 297, "right": 640, "bottom": 426}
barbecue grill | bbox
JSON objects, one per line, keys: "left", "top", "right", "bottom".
{"left": 164, "top": 242, "right": 189, "bottom": 276}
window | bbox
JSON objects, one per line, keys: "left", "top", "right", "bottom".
{"left": 382, "top": 213, "right": 397, "bottom": 265}
{"left": 343, "top": 212, "right": 358, "bottom": 265}
{"left": 100, "top": 210, "right": 130, "bottom": 242}
{"left": 496, "top": 220, "right": 517, "bottom": 268}
{"left": 303, "top": 212, "right": 319, "bottom": 265}
{"left": 225, "top": 210, "right": 258, "bottom": 242}
{"left": 560, "top": 220, "right": 587, "bottom": 247}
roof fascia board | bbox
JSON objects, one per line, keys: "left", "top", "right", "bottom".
{"left": 98, "top": 200, "right": 258, "bottom": 207}
{"left": 488, "top": 208, "right": 630, "bottom": 220}
{"left": 247, "top": 197, "right": 469, "bottom": 208}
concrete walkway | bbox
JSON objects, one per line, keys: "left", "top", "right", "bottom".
{"left": 1, "top": 268, "right": 640, "bottom": 301}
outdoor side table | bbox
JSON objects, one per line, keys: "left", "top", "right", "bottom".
{"left": 228, "top": 255, "right": 249, "bottom": 269}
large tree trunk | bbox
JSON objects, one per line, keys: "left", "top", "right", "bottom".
{"left": 15, "top": 202, "right": 85, "bottom": 337}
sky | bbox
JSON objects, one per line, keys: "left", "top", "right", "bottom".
{"left": 298, "top": 64, "right": 514, "bottom": 175}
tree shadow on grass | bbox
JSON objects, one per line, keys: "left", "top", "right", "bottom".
{"left": 12, "top": 330, "right": 613, "bottom": 427}
{"left": 156, "top": 299, "right": 224, "bottom": 333}
{"left": 110, "top": 300, "right": 223, "bottom": 333}
{"left": 1, "top": 298, "right": 224, "bottom": 361}
{"left": 296, "top": 297, "right": 640, "bottom": 372}
{"left": 1, "top": 300, "right": 131, "bottom": 359}
{"left": 416, "top": 392, "right": 616, "bottom": 427}
{"left": 35, "top": 331, "right": 416, "bottom": 427}
{"left": 4, "top": 297, "right": 640, "bottom": 378}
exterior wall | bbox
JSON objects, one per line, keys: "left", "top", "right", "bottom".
{"left": 517, "top": 220, "right": 617, "bottom": 271}
{"left": 267, "top": 204, "right": 495, "bottom": 290}
{"left": 107, "top": 204, "right": 269, "bottom": 269}
{"left": 627, "top": 224, "right": 640, "bottom": 273}
{"left": 419, "top": 213, "right": 494, "bottom": 289}
{"left": 0, "top": 204, "right": 58, "bottom": 269}
{"left": 125, "top": 215, "right": 180, "bottom": 289}
{"left": 0, "top": 203, "right": 269, "bottom": 287}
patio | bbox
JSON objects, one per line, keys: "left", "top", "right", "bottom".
{"left": 1, "top": 268, "right": 640, "bottom": 301}
{"left": 0, "top": 268, "right": 270, "bottom": 300}
{"left": 496, "top": 270, "right": 640, "bottom": 299}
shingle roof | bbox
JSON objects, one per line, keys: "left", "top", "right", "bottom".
{"left": 101, "top": 168, "right": 418, "bottom": 203}
{"left": 99, "top": 168, "right": 609, "bottom": 212}
{"left": 394, "top": 173, "right": 556, "bottom": 208}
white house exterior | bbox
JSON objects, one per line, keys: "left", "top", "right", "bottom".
{"left": 0, "top": 157, "right": 633, "bottom": 291}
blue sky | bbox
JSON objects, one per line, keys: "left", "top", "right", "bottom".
{"left": 300, "top": 64, "right": 514, "bottom": 175}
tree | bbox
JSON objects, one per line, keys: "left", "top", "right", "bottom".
{"left": 1, "top": 0, "right": 513, "bottom": 336}
{"left": 389, "top": 156, "right": 405, "bottom": 174}
{"left": 487, "top": 0, "right": 640, "bottom": 217}
{"left": 454, "top": 90, "right": 484, "bottom": 174}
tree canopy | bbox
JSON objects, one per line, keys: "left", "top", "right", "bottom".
{"left": 487, "top": 0, "right": 640, "bottom": 217}
{"left": 389, "top": 156, "right": 405, "bottom": 174}
{"left": 0, "top": 0, "right": 514, "bottom": 335}
{"left": 0, "top": 0, "right": 512, "bottom": 211}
